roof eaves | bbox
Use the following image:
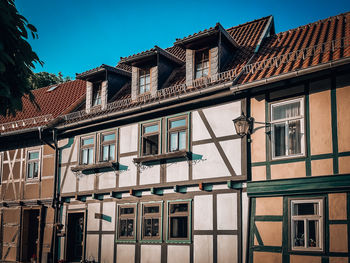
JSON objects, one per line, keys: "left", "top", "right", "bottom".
{"left": 76, "top": 64, "right": 131, "bottom": 80}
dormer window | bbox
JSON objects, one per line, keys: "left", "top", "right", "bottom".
{"left": 195, "top": 50, "right": 209, "bottom": 79}
{"left": 139, "top": 69, "right": 151, "bottom": 94}
{"left": 92, "top": 83, "right": 102, "bottom": 106}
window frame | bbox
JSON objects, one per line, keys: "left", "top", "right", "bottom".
{"left": 0, "top": 152, "right": 2, "bottom": 184}
{"left": 92, "top": 82, "right": 102, "bottom": 107}
{"left": 139, "top": 120, "right": 161, "bottom": 157}
{"left": 139, "top": 68, "right": 151, "bottom": 95}
{"left": 99, "top": 131, "right": 117, "bottom": 162}
{"left": 140, "top": 201, "right": 163, "bottom": 243}
{"left": 289, "top": 197, "right": 324, "bottom": 252}
{"left": 194, "top": 49, "right": 210, "bottom": 79}
{"left": 166, "top": 199, "right": 192, "bottom": 244}
{"left": 26, "top": 148, "right": 41, "bottom": 181}
{"left": 270, "top": 97, "right": 305, "bottom": 160}
{"left": 166, "top": 114, "right": 190, "bottom": 153}
{"left": 79, "top": 135, "right": 95, "bottom": 165}
{"left": 116, "top": 203, "right": 137, "bottom": 243}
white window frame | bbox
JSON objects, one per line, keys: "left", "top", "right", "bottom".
{"left": 26, "top": 149, "right": 41, "bottom": 181}
{"left": 139, "top": 68, "right": 151, "bottom": 95}
{"left": 79, "top": 136, "right": 95, "bottom": 165}
{"left": 290, "top": 198, "right": 324, "bottom": 251}
{"left": 270, "top": 97, "right": 305, "bottom": 160}
{"left": 99, "top": 131, "right": 117, "bottom": 162}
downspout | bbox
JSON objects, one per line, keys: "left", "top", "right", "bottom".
{"left": 38, "top": 127, "right": 59, "bottom": 263}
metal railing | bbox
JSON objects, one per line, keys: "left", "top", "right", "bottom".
{"left": 0, "top": 114, "right": 53, "bottom": 132}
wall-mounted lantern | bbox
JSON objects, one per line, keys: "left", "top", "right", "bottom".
{"left": 233, "top": 113, "right": 270, "bottom": 137}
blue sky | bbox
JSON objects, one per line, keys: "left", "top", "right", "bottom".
{"left": 16, "top": 0, "right": 350, "bottom": 79}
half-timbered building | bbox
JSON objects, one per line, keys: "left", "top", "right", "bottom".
{"left": 0, "top": 11, "right": 349, "bottom": 263}
{"left": 0, "top": 80, "right": 86, "bottom": 262}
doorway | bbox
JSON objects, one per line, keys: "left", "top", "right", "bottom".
{"left": 66, "top": 212, "right": 85, "bottom": 262}
{"left": 21, "top": 209, "right": 40, "bottom": 262}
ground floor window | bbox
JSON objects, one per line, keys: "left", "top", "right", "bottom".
{"left": 117, "top": 204, "right": 137, "bottom": 241}
{"left": 167, "top": 200, "right": 191, "bottom": 242}
{"left": 290, "top": 198, "right": 323, "bottom": 251}
{"left": 141, "top": 202, "right": 162, "bottom": 241}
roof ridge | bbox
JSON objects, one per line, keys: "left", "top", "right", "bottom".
{"left": 277, "top": 11, "right": 350, "bottom": 36}
{"left": 225, "top": 15, "right": 272, "bottom": 31}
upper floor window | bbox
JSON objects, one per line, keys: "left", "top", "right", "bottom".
{"left": 168, "top": 116, "right": 188, "bottom": 152}
{"left": 290, "top": 198, "right": 323, "bottom": 251}
{"left": 195, "top": 50, "right": 209, "bottom": 79}
{"left": 141, "top": 122, "right": 160, "bottom": 156}
{"left": 92, "top": 83, "right": 102, "bottom": 106}
{"left": 27, "top": 150, "right": 40, "bottom": 179}
{"left": 270, "top": 98, "right": 304, "bottom": 159}
{"left": 100, "top": 132, "right": 116, "bottom": 162}
{"left": 139, "top": 69, "right": 151, "bottom": 95}
{"left": 80, "top": 137, "right": 94, "bottom": 165}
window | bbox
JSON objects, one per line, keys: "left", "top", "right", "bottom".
{"left": 141, "top": 122, "right": 160, "bottom": 156}
{"left": 92, "top": 83, "right": 102, "bottom": 106}
{"left": 195, "top": 50, "right": 209, "bottom": 79}
{"left": 290, "top": 199, "right": 323, "bottom": 251}
{"left": 167, "top": 200, "right": 191, "bottom": 242}
{"left": 139, "top": 69, "right": 151, "bottom": 94}
{"left": 27, "top": 150, "right": 40, "bottom": 179}
{"left": 118, "top": 204, "right": 137, "bottom": 241}
{"left": 100, "top": 132, "right": 116, "bottom": 162}
{"left": 80, "top": 137, "right": 94, "bottom": 165}
{"left": 271, "top": 98, "right": 304, "bottom": 159}
{"left": 141, "top": 203, "right": 162, "bottom": 241}
{"left": 167, "top": 117, "right": 188, "bottom": 152}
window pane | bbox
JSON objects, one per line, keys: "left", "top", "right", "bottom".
{"left": 119, "top": 219, "right": 127, "bottom": 237}
{"left": 308, "top": 220, "right": 319, "bottom": 247}
{"left": 272, "top": 101, "right": 301, "bottom": 120}
{"left": 143, "top": 135, "right": 159, "bottom": 156}
{"left": 170, "top": 118, "right": 186, "bottom": 129}
{"left": 82, "top": 138, "right": 94, "bottom": 146}
{"left": 293, "top": 203, "right": 318, "bottom": 215}
{"left": 274, "top": 123, "right": 286, "bottom": 157}
{"left": 102, "top": 145, "right": 109, "bottom": 161}
{"left": 109, "top": 144, "right": 115, "bottom": 160}
{"left": 203, "top": 68, "right": 209, "bottom": 76}
{"left": 88, "top": 148, "right": 93, "bottom": 164}
{"left": 293, "top": 220, "right": 305, "bottom": 247}
{"left": 288, "top": 120, "right": 301, "bottom": 155}
{"left": 82, "top": 149, "right": 88, "bottom": 164}
{"left": 146, "top": 75, "right": 150, "bottom": 84}
{"left": 103, "top": 133, "right": 115, "bottom": 142}
{"left": 29, "top": 151, "right": 39, "bottom": 160}
{"left": 144, "top": 206, "right": 159, "bottom": 214}
{"left": 140, "top": 77, "right": 145, "bottom": 85}
{"left": 144, "top": 218, "right": 152, "bottom": 237}
{"left": 145, "top": 83, "right": 150, "bottom": 92}
{"left": 170, "top": 216, "right": 188, "bottom": 238}
{"left": 144, "top": 124, "right": 159, "bottom": 134}
{"left": 195, "top": 70, "right": 202, "bottom": 79}
{"left": 170, "top": 203, "right": 188, "bottom": 213}
{"left": 28, "top": 163, "right": 33, "bottom": 179}
{"left": 33, "top": 162, "right": 38, "bottom": 178}
{"left": 120, "top": 207, "right": 134, "bottom": 215}
{"left": 170, "top": 132, "right": 178, "bottom": 152}
{"left": 179, "top": 131, "right": 186, "bottom": 150}
{"left": 127, "top": 219, "right": 134, "bottom": 236}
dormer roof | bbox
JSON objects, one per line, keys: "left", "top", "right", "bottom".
{"left": 174, "top": 22, "right": 239, "bottom": 49}
{"left": 120, "top": 45, "right": 184, "bottom": 67}
{"left": 76, "top": 64, "right": 131, "bottom": 81}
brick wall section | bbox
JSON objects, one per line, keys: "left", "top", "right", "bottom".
{"left": 186, "top": 49, "right": 194, "bottom": 86}
{"left": 131, "top": 66, "right": 139, "bottom": 100}
{"left": 210, "top": 47, "right": 219, "bottom": 76}
{"left": 151, "top": 66, "right": 158, "bottom": 96}
{"left": 101, "top": 80, "right": 108, "bottom": 110}
{"left": 86, "top": 81, "right": 93, "bottom": 113}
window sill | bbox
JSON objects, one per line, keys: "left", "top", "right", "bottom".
{"left": 71, "top": 162, "right": 122, "bottom": 174}
{"left": 133, "top": 150, "right": 190, "bottom": 164}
